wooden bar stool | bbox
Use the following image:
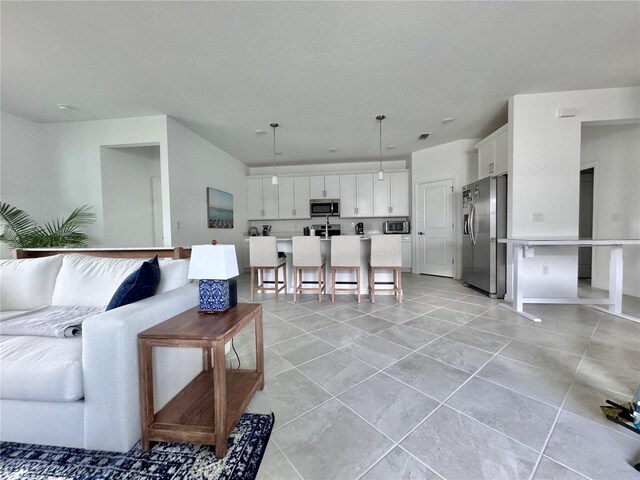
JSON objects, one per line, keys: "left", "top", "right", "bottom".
{"left": 330, "top": 235, "right": 361, "bottom": 303}
{"left": 292, "top": 236, "right": 326, "bottom": 302}
{"left": 368, "top": 235, "right": 402, "bottom": 304}
{"left": 250, "top": 237, "right": 287, "bottom": 302}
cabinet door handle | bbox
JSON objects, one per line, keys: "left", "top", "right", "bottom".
{"left": 489, "top": 162, "right": 495, "bottom": 173}
{"left": 389, "top": 206, "right": 392, "bottom": 213}
{"left": 323, "top": 189, "right": 326, "bottom": 197}
{"left": 293, "top": 209, "right": 296, "bottom": 216}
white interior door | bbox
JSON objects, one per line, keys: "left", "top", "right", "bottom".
{"left": 416, "top": 178, "right": 454, "bottom": 277}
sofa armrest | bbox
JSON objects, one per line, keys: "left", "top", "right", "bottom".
{"left": 82, "top": 283, "right": 200, "bottom": 452}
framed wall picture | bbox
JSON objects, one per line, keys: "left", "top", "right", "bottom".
{"left": 207, "top": 188, "right": 234, "bottom": 228}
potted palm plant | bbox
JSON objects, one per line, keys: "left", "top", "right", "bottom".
{"left": 0, "top": 202, "right": 96, "bottom": 248}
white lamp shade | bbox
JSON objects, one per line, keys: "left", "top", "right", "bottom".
{"left": 188, "top": 244, "right": 239, "bottom": 280}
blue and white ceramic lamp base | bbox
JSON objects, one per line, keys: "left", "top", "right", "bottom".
{"left": 198, "top": 279, "right": 238, "bottom": 313}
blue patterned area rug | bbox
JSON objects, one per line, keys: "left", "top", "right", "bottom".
{"left": 0, "top": 412, "right": 274, "bottom": 480}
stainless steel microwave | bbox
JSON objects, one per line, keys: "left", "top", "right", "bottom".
{"left": 383, "top": 220, "right": 410, "bottom": 234}
{"left": 310, "top": 199, "right": 340, "bottom": 217}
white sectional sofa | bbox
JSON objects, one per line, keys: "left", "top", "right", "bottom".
{"left": 0, "top": 250, "right": 202, "bottom": 452}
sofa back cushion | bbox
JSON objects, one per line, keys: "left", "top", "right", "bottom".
{"left": 0, "top": 255, "right": 63, "bottom": 311}
{"left": 52, "top": 255, "right": 145, "bottom": 307}
{"left": 157, "top": 258, "right": 191, "bottom": 294}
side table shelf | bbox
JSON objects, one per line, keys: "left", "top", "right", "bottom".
{"left": 138, "top": 303, "right": 264, "bottom": 458}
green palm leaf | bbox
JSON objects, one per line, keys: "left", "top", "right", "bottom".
{"left": 0, "top": 202, "right": 96, "bottom": 249}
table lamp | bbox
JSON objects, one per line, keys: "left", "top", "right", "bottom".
{"left": 188, "top": 244, "right": 239, "bottom": 313}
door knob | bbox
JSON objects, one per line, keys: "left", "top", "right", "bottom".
{"left": 418, "top": 232, "right": 425, "bottom": 235}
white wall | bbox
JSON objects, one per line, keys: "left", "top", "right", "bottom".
{"left": 581, "top": 123, "right": 640, "bottom": 296}
{"left": 38, "top": 115, "right": 170, "bottom": 246}
{"left": 166, "top": 117, "right": 248, "bottom": 259}
{"left": 507, "top": 87, "right": 640, "bottom": 298}
{"left": 0, "top": 112, "right": 51, "bottom": 257}
{"left": 249, "top": 159, "right": 407, "bottom": 176}
{"left": 100, "top": 146, "right": 161, "bottom": 247}
{"left": 411, "top": 139, "right": 479, "bottom": 278}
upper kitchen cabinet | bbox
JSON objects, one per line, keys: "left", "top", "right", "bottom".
{"left": 340, "top": 174, "right": 373, "bottom": 217}
{"left": 310, "top": 175, "right": 340, "bottom": 199}
{"left": 278, "top": 176, "right": 310, "bottom": 219}
{"left": 475, "top": 124, "right": 508, "bottom": 179}
{"left": 373, "top": 171, "right": 409, "bottom": 216}
{"left": 246, "top": 177, "right": 279, "bottom": 219}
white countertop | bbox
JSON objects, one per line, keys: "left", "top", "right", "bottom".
{"left": 499, "top": 238, "right": 640, "bottom": 246}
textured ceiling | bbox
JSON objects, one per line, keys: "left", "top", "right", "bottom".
{"left": 2, "top": 1, "right": 638, "bottom": 167}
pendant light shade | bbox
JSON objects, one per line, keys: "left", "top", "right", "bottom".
{"left": 270, "top": 122, "right": 279, "bottom": 185}
{"left": 376, "top": 115, "right": 385, "bottom": 181}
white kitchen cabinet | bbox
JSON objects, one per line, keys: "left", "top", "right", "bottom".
{"left": 476, "top": 124, "right": 508, "bottom": 179}
{"left": 309, "top": 175, "right": 340, "bottom": 199}
{"left": 246, "top": 177, "right": 279, "bottom": 219}
{"left": 373, "top": 171, "right": 409, "bottom": 216}
{"left": 340, "top": 174, "right": 373, "bottom": 217}
{"left": 401, "top": 236, "right": 412, "bottom": 272}
{"left": 278, "top": 176, "right": 310, "bottom": 219}
{"left": 246, "top": 178, "right": 264, "bottom": 219}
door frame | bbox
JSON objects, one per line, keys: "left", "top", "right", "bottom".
{"left": 412, "top": 175, "right": 457, "bottom": 277}
{"left": 580, "top": 161, "right": 599, "bottom": 285}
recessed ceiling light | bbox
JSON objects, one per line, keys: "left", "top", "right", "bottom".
{"left": 385, "top": 145, "right": 396, "bottom": 150}
{"left": 329, "top": 148, "right": 339, "bottom": 153}
{"left": 255, "top": 129, "right": 266, "bottom": 135}
{"left": 57, "top": 104, "right": 73, "bottom": 110}
{"left": 441, "top": 117, "right": 455, "bottom": 124}
{"left": 418, "top": 133, "right": 431, "bottom": 141}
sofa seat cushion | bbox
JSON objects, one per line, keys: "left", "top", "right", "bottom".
{"left": 0, "top": 335, "right": 83, "bottom": 402}
{"left": 0, "top": 255, "right": 63, "bottom": 311}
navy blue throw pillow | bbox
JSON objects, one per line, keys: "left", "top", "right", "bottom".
{"left": 106, "top": 256, "right": 161, "bottom": 311}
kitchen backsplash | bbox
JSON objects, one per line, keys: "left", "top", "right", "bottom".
{"left": 248, "top": 217, "right": 409, "bottom": 236}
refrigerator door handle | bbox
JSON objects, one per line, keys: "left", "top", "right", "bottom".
{"left": 463, "top": 214, "right": 469, "bottom": 235}
{"left": 469, "top": 204, "right": 477, "bottom": 245}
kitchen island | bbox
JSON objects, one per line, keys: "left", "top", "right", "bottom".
{"left": 245, "top": 236, "right": 398, "bottom": 296}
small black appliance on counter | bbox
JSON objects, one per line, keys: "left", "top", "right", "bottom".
{"left": 355, "top": 222, "right": 364, "bottom": 235}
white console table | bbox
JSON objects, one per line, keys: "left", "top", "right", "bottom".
{"left": 499, "top": 239, "right": 640, "bottom": 323}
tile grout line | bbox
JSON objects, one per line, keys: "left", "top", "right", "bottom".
{"left": 525, "top": 314, "right": 604, "bottom": 480}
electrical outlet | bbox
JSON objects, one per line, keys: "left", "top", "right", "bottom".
{"left": 531, "top": 212, "right": 544, "bottom": 223}
{"left": 351, "top": 222, "right": 355, "bottom": 227}
{"left": 541, "top": 265, "right": 549, "bottom": 275}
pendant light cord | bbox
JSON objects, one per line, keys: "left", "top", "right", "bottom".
{"left": 271, "top": 123, "right": 278, "bottom": 176}
{"left": 376, "top": 115, "right": 385, "bottom": 175}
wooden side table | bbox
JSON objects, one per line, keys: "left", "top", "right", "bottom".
{"left": 137, "top": 303, "right": 263, "bottom": 458}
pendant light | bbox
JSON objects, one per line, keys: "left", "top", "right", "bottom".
{"left": 270, "top": 122, "right": 279, "bottom": 185}
{"left": 376, "top": 115, "right": 386, "bottom": 181}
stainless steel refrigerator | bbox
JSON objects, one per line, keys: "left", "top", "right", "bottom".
{"left": 462, "top": 176, "right": 507, "bottom": 298}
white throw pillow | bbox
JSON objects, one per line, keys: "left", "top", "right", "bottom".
{"left": 158, "top": 259, "right": 191, "bottom": 294}
{"left": 52, "top": 254, "right": 145, "bottom": 307}
{"left": 0, "top": 255, "right": 63, "bottom": 311}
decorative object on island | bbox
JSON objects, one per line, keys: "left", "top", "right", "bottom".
{"left": 270, "top": 122, "right": 279, "bottom": 185}
{"left": 376, "top": 114, "right": 386, "bottom": 181}
{"left": 207, "top": 187, "right": 234, "bottom": 229}
{"left": 0, "top": 202, "right": 95, "bottom": 248}
{"left": 188, "top": 244, "right": 239, "bottom": 313}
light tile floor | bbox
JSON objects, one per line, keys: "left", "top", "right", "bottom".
{"left": 230, "top": 273, "right": 640, "bottom": 480}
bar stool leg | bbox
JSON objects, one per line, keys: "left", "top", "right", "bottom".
{"left": 356, "top": 267, "right": 361, "bottom": 303}
{"left": 398, "top": 268, "right": 403, "bottom": 304}
{"left": 331, "top": 268, "right": 336, "bottom": 303}
{"left": 318, "top": 266, "right": 322, "bottom": 303}
{"left": 250, "top": 267, "right": 255, "bottom": 302}
{"left": 283, "top": 263, "right": 287, "bottom": 295}
{"left": 370, "top": 267, "right": 375, "bottom": 304}
{"left": 293, "top": 267, "right": 298, "bottom": 303}
{"left": 275, "top": 265, "right": 279, "bottom": 302}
